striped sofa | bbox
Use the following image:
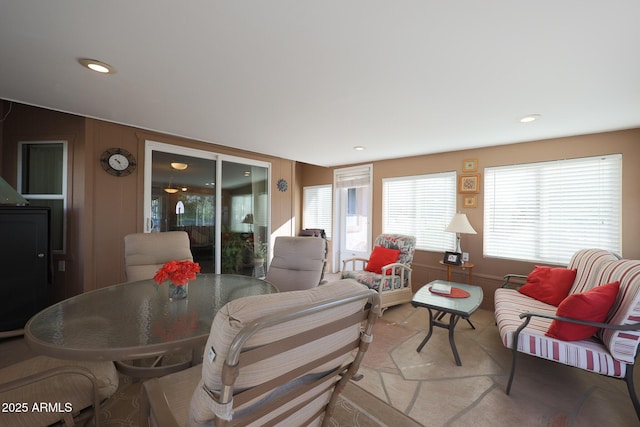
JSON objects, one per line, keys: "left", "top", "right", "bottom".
{"left": 495, "top": 249, "right": 640, "bottom": 419}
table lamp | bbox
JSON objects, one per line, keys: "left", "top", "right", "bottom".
{"left": 445, "top": 213, "right": 477, "bottom": 254}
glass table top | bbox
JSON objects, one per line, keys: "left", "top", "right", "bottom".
{"left": 412, "top": 280, "right": 483, "bottom": 316}
{"left": 25, "top": 274, "right": 277, "bottom": 361}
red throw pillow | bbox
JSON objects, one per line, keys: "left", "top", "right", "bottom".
{"left": 365, "top": 246, "right": 400, "bottom": 274}
{"left": 517, "top": 266, "right": 577, "bottom": 306}
{"left": 546, "top": 281, "right": 620, "bottom": 341}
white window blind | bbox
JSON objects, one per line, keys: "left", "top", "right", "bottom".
{"left": 382, "top": 172, "right": 457, "bottom": 252}
{"left": 334, "top": 166, "right": 371, "bottom": 188}
{"left": 484, "top": 154, "right": 622, "bottom": 265}
{"left": 303, "top": 185, "right": 332, "bottom": 239}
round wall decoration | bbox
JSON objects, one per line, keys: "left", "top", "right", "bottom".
{"left": 100, "top": 148, "right": 137, "bottom": 177}
{"left": 277, "top": 178, "right": 288, "bottom": 192}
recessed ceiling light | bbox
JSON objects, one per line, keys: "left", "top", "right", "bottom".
{"left": 78, "top": 58, "right": 116, "bottom": 74}
{"left": 353, "top": 146, "right": 366, "bottom": 151}
{"left": 519, "top": 114, "right": 541, "bottom": 123}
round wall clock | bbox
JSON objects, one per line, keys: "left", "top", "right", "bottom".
{"left": 100, "top": 148, "right": 137, "bottom": 177}
{"left": 277, "top": 178, "right": 288, "bottom": 192}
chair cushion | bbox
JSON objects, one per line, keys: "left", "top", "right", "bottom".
{"left": 0, "top": 356, "right": 118, "bottom": 427}
{"left": 597, "top": 260, "right": 640, "bottom": 363}
{"left": 373, "top": 234, "right": 416, "bottom": 267}
{"left": 517, "top": 266, "right": 577, "bottom": 306}
{"left": 365, "top": 246, "right": 400, "bottom": 274}
{"left": 546, "top": 281, "right": 620, "bottom": 341}
{"left": 188, "top": 279, "right": 368, "bottom": 425}
{"left": 494, "top": 288, "right": 627, "bottom": 378}
{"left": 567, "top": 249, "right": 620, "bottom": 294}
{"left": 264, "top": 236, "right": 326, "bottom": 292}
{"left": 124, "top": 231, "right": 193, "bottom": 282}
{"left": 200, "top": 279, "right": 366, "bottom": 390}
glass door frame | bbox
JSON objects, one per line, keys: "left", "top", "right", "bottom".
{"left": 144, "top": 140, "right": 271, "bottom": 274}
{"left": 333, "top": 164, "right": 373, "bottom": 271}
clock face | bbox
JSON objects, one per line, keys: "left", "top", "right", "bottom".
{"left": 108, "top": 153, "right": 129, "bottom": 171}
{"left": 100, "top": 148, "right": 136, "bottom": 176}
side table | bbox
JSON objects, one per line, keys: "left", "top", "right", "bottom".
{"left": 411, "top": 280, "right": 483, "bottom": 366}
{"left": 439, "top": 260, "right": 474, "bottom": 284}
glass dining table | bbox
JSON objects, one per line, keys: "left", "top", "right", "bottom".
{"left": 25, "top": 274, "right": 277, "bottom": 373}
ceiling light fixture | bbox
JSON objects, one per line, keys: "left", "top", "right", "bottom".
{"left": 353, "top": 146, "right": 366, "bottom": 151}
{"left": 78, "top": 58, "right": 116, "bottom": 74}
{"left": 164, "top": 187, "right": 178, "bottom": 194}
{"left": 170, "top": 162, "right": 188, "bottom": 170}
{"left": 519, "top": 114, "right": 541, "bottom": 123}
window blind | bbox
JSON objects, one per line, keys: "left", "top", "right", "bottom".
{"left": 303, "top": 185, "right": 333, "bottom": 239}
{"left": 334, "top": 166, "right": 371, "bottom": 189}
{"left": 484, "top": 154, "right": 622, "bottom": 265}
{"left": 382, "top": 171, "right": 457, "bottom": 252}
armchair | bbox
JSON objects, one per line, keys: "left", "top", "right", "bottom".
{"left": 265, "top": 236, "right": 327, "bottom": 292}
{"left": 0, "top": 356, "right": 118, "bottom": 426}
{"left": 341, "top": 233, "right": 415, "bottom": 312}
{"left": 124, "top": 231, "right": 193, "bottom": 282}
{"left": 139, "top": 279, "right": 380, "bottom": 426}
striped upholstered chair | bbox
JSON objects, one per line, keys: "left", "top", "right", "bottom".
{"left": 495, "top": 249, "right": 640, "bottom": 419}
{"left": 139, "top": 279, "right": 380, "bottom": 426}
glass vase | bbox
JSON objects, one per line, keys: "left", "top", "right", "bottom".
{"left": 169, "top": 282, "right": 188, "bottom": 300}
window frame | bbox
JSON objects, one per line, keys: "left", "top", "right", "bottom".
{"left": 17, "top": 140, "right": 68, "bottom": 254}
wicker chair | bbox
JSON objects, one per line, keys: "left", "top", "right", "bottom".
{"left": 342, "top": 233, "right": 415, "bottom": 312}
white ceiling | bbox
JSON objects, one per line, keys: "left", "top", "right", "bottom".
{"left": 1, "top": 1, "right": 639, "bottom": 167}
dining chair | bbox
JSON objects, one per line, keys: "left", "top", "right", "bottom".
{"left": 0, "top": 355, "right": 118, "bottom": 427}
{"left": 264, "top": 235, "right": 327, "bottom": 292}
{"left": 122, "top": 231, "right": 195, "bottom": 378}
{"left": 139, "top": 279, "right": 380, "bottom": 426}
{"left": 124, "top": 231, "right": 193, "bottom": 282}
{"left": 341, "top": 233, "right": 416, "bottom": 312}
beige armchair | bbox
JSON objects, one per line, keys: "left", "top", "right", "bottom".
{"left": 124, "top": 231, "right": 193, "bottom": 282}
{"left": 0, "top": 356, "right": 118, "bottom": 426}
{"left": 122, "top": 231, "right": 195, "bottom": 377}
{"left": 264, "top": 236, "right": 327, "bottom": 292}
{"left": 139, "top": 279, "right": 380, "bottom": 426}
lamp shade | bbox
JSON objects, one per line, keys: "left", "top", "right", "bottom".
{"left": 242, "top": 214, "right": 254, "bottom": 224}
{"left": 445, "top": 213, "right": 477, "bottom": 235}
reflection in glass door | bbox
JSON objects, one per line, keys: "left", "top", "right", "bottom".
{"left": 145, "top": 141, "right": 270, "bottom": 276}
{"left": 149, "top": 149, "right": 217, "bottom": 273}
{"left": 220, "top": 161, "right": 268, "bottom": 276}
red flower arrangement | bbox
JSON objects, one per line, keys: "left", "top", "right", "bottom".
{"left": 153, "top": 260, "right": 201, "bottom": 286}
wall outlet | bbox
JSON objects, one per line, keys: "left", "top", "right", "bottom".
{"left": 462, "top": 252, "right": 469, "bottom": 262}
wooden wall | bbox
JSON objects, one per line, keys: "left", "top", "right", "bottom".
{"left": 1, "top": 102, "right": 299, "bottom": 298}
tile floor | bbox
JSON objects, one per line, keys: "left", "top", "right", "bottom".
{"left": 2, "top": 288, "right": 639, "bottom": 426}
{"left": 360, "top": 302, "right": 639, "bottom": 426}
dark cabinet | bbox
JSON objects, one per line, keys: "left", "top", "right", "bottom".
{"left": 0, "top": 206, "right": 51, "bottom": 332}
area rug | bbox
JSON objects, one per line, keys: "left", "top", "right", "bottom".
{"left": 96, "top": 375, "right": 422, "bottom": 426}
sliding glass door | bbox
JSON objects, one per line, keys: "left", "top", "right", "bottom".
{"left": 144, "top": 141, "right": 270, "bottom": 276}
